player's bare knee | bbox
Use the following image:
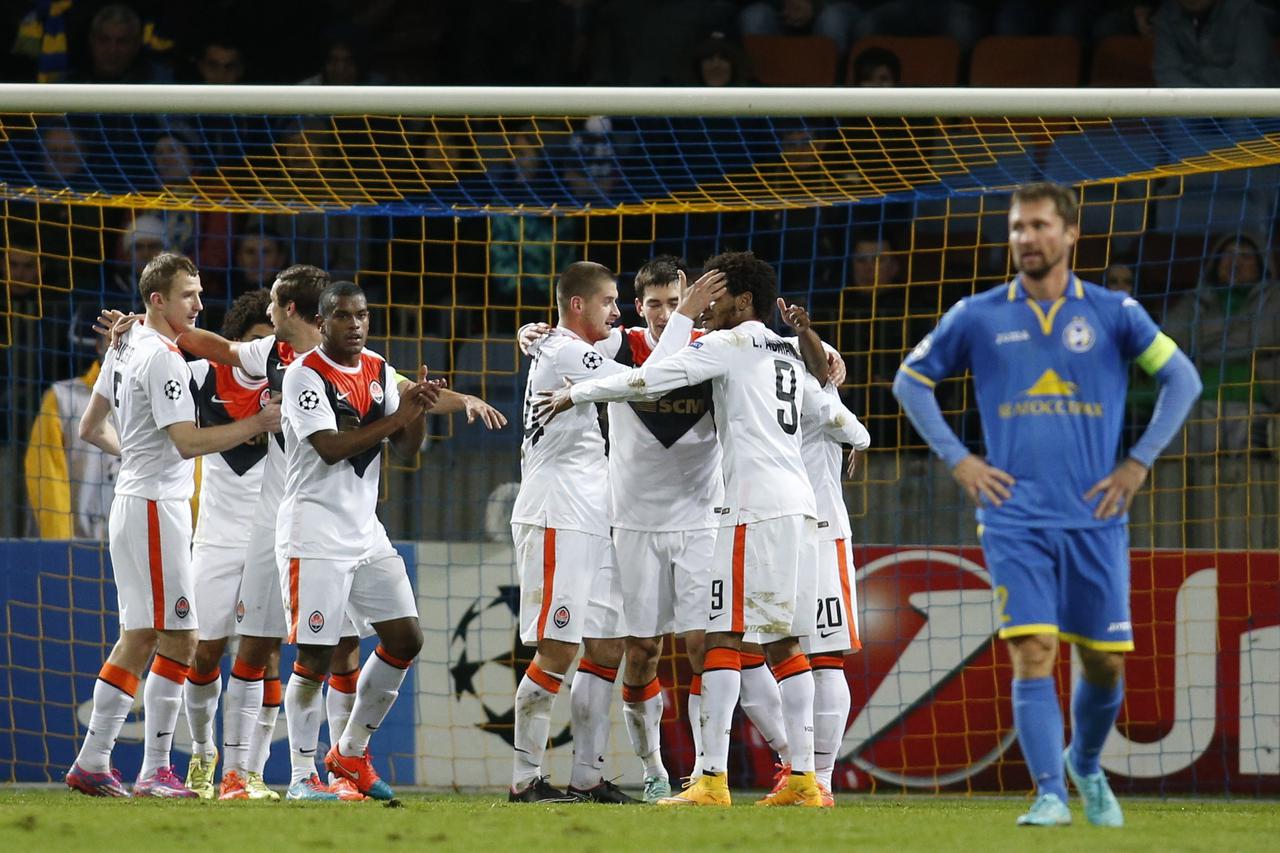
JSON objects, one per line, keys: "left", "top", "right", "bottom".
{"left": 583, "top": 636, "right": 625, "bottom": 669}
{"left": 534, "top": 638, "right": 578, "bottom": 674}
{"left": 1007, "top": 634, "right": 1057, "bottom": 678}
{"left": 156, "top": 629, "right": 199, "bottom": 665}
{"left": 193, "top": 638, "right": 226, "bottom": 674}
{"left": 705, "top": 631, "right": 742, "bottom": 652}
{"left": 331, "top": 635, "right": 361, "bottom": 672}
{"left": 1078, "top": 647, "right": 1124, "bottom": 688}
{"left": 681, "top": 631, "right": 706, "bottom": 671}
{"left": 295, "top": 644, "right": 332, "bottom": 676}
{"left": 624, "top": 636, "right": 661, "bottom": 682}
{"left": 235, "top": 635, "right": 278, "bottom": 669}
{"left": 763, "top": 636, "right": 803, "bottom": 668}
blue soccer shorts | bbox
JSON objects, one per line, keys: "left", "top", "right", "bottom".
{"left": 979, "top": 524, "right": 1134, "bottom": 652}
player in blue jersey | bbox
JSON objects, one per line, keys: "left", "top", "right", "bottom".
{"left": 893, "top": 182, "right": 1202, "bottom": 828}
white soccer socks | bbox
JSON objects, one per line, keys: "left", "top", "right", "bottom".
{"left": 222, "top": 659, "right": 265, "bottom": 774}
{"left": 688, "top": 674, "right": 704, "bottom": 778}
{"left": 75, "top": 663, "right": 138, "bottom": 773}
{"left": 284, "top": 662, "right": 326, "bottom": 784}
{"left": 184, "top": 665, "right": 221, "bottom": 762}
{"left": 774, "top": 654, "right": 816, "bottom": 774}
{"left": 699, "top": 649, "right": 742, "bottom": 776}
{"left": 338, "top": 647, "right": 410, "bottom": 758}
{"left": 140, "top": 655, "right": 190, "bottom": 777}
{"left": 622, "top": 677, "right": 666, "bottom": 780}
{"left": 512, "top": 662, "right": 563, "bottom": 789}
{"left": 249, "top": 677, "right": 282, "bottom": 775}
{"left": 811, "top": 657, "right": 851, "bottom": 790}
{"left": 570, "top": 659, "right": 619, "bottom": 790}
{"left": 739, "top": 652, "right": 791, "bottom": 766}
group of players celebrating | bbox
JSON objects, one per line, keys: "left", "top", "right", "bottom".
{"left": 65, "top": 180, "right": 1201, "bottom": 826}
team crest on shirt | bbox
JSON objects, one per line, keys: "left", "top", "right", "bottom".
{"left": 298, "top": 389, "right": 320, "bottom": 410}
{"left": 370, "top": 379, "right": 384, "bottom": 404}
{"left": 175, "top": 596, "right": 190, "bottom": 619}
{"left": 258, "top": 388, "right": 273, "bottom": 409}
{"left": 163, "top": 379, "right": 183, "bottom": 400}
{"left": 906, "top": 334, "right": 932, "bottom": 363}
{"left": 1062, "top": 316, "right": 1096, "bottom": 353}
{"left": 309, "top": 610, "right": 325, "bottom": 633}
{"left": 552, "top": 606, "right": 571, "bottom": 629}
{"left": 235, "top": 600, "right": 246, "bottom": 623}
{"left": 582, "top": 351, "right": 603, "bottom": 370}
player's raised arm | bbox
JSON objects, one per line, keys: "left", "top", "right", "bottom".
{"left": 802, "top": 373, "right": 870, "bottom": 451}
{"left": 778, "top": 297, "right": 829, "bottom": 386}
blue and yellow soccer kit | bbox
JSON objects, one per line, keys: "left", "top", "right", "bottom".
{"left": 896, "top": 275, "right": 1181, "bottom": 651}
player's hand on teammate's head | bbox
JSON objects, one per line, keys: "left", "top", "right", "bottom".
{"left": 463, "top": 395, "right": 508, "bottom": 429}
{"left": 95, "top": 308, "right": 138, "bottom": 348}
{"left": 951, "top": 454, "right": 1015, "bottom": 507}
{"left": 533, "top": 377, "right": 575, "bottom": 425}
{"left": 1084, "top": 457, "right": 1149, "bottom": 520}
{"left": 777, "top": 298, "right": 811, "bottom": 333}
{"left": 519, "top": 322, "right": 553, "bottom": 355}
{"left": 826, "top": 349, "right": 847, "bottom": 386}
{"left": 256, "top": 399, "right": 283, "bottom": 434}
{"left": 677, "top": 268, "right": 727, "bottom": 321}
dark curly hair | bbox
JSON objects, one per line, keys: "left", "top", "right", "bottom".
{"left": 221, "top": 288, "right": 273, "bottom": 340}
{"left": 703, "top": 249, "right": 776, "bottom": 322}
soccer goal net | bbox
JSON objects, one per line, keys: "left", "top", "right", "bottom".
{"left": 0, "top": 85, "right": 1276, "bottom": 794}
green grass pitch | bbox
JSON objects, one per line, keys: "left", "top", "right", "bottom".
{"left": 1, "top": 790, "right": 1276, "bottom": 852}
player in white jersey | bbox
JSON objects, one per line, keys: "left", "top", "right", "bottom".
{"left": 181, "top": 289, "right": 275, "bottom": 799}
{"left": 517, "top": 259, "right": 727, "bottom": 803}
{"left": 278, "top": 281, "right": 447, "bottom": 803}
{"left": 537, "top": 250, "right": 870, "bottom": 808}
{"left": 787, "top": 331, "right": 867, "bottom": 806}
{"left": 68, "top": 253, "right": 281, "bottom": 798}
{"left": 164, "top": 267, "right": 505, "bottom": 801}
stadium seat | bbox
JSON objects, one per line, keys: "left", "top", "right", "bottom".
{"left": 1090, "top": 36, "right": 1155, "bottom": 86}
{"left": 968, "top": 36, "right": 1082, "bottom": 87}
{"left": 743, "top": 35, "right": 840, "bottom": 86}
{"left": 847, "top": 36, "right": 961, "bottom": 87}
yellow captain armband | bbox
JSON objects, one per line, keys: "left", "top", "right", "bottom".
{"left": 1135, "top": 332, "right": 1177, "bottom": 376}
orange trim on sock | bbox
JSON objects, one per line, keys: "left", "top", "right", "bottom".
{"left": 150, "top": 654, "right": 189, "bottom": 685}
{"left": 689, "top": 674, "right": 702, "bottom": 696}
{"left": 809, "top": 655, "right": 846, "bottom": 671}
{"left": 577, "top": 659, "right": 618, "bottom": 682}
{"left": 525, "top": 662, "right": 562, "bottom": 694}
{"left": 329, "top": 669, "right": 360, "bottom": 694}
{"left": 231, "top": 659, "right": 266, "bottom": 682}
{"left": 292, "top": 662, "right": 327, "bottom": 684}
{"left": 622, "top": 678, "right": 662, "bottom": 703}
{"left": 772, "top": 653, "right": 811, "bottom": 683}
{"left": 98, "top": 662, "right": 140, "bottom": 697}
{"left": 374, "top": 645, "right": 413, "bottom": 670}
{"left": 187, "top": 665, "right": 221, "bottom": 686}
{"left": 739, "top": 651, "right": 766, "bottom": 669}
{"left": 262, "top": 677, "right": 282, "bottom": 707}
{"left": 703, "top": 648, "right": 741, "bottom": 673}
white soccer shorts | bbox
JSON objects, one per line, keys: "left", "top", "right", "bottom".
{"left": 235, "top": 521, "right": 288, "bottom": 639}
{"left": 584, "top": 553, "right": 627, "bottom": 640}
{"left": 801, "top": 537, "right": 862, "bottom": 656}
{"left": 613, "top": 527, "right": 715, "bottom": 638}
{"left": 512, "top": 524, "right": 614, "bottom": 646}
{"left": 278, "top": 546, "right": 417, "bottom": 646}
{"left": 706, "top": 514, "right": 817, "bottom": 644}
{"left": 191, "top": 539, "right": 248, "bottom": 640}
{"left": 108, "top": 495, "right": 197, "bottom": 631}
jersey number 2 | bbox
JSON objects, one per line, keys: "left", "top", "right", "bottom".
{"left": 773, "top": 360, "right": 797, "bottom": 434}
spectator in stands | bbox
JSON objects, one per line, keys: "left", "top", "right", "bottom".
{"left": 70, "top": 3, "right": 172, "bottom": 83}
{"left": 299, "top": 35, "right": 376, "bottom": 85}
{"left": 851, "top": 2, "right": 986, "bottom": 53}
{"left": 24, "top": 312, "right": 119, "bottom": 539}
{"left": 850, "top": 45, "right": 901, "bottom": 86}
{"left": 38, "top": 124, "right": 89, "bottom": 188}
{"left": 1152, "top": 0, "right": 1279, "bottom": 85}
{"left": 1104, "top": 261, "right": 1136, "bottom": 295}
{"left": 194, "top": 38, "right": 245, "bottom": 85}
{"left": 231, "top": 228, "right": 287, "bottom": 295}
{"left": 4, "top": 244, "right": 42, "bottom": 302}
{"left": 106, "top": 214, "right": 168, "bottom": 298}
{"left": 1162, "top": 231, "right": 1280, "bottom": 453}
{"left": 687, "top": 31, "right": 756, "bottom": 85}
{"left": 2, "top": 239, "right": 73, "bottom": 443}
{"left": 740, "top": 0, "right": 861, "bottom": 56}
{"left": 9, "top": 0, "right": 74, "bottom": 81}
